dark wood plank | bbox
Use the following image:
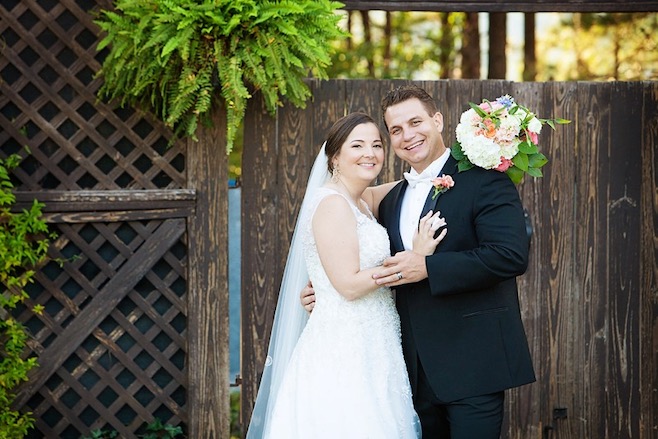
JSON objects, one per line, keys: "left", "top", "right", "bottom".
{"left": 41, "top": 207, "right": 195, "bottom": 223}
{"left": 15, "top": 217, "right": 186, "bottom": 408}
{"left": 639, "top": 81, "right": 658, "bottom": 439}
{"left": 574, "top": 81, "right": 611, "bottom": 439}
{"left": 513, "top": 81, "right": 582, "bottom": 437}
{"left": 340, "top": 1, "right": 658, "bottom": 12}
{"left": 186, "top": 107, "right": 230, "bottom": 439}
{"left": 278, "top": 84, "right": 315, "bottom": 285}
{"left": 13, "top": 189, "right": 196, "bottom": 212}
{"left": 310, "top": 78, "right": 349, "bottom": 144}
{"left": 541, "top": 81, "right": 581, "bottom": 438}
{"left": 445, "top": 79, "right": 482, "bottom": 140}
{"left": 505, "top": 81, "right": 546, "bottom": 438}
{"left": 241, "top": 91, "right": 280, "bottom": 422}
{"left": 605, "top": 81, "right": 643, "bottom": 438}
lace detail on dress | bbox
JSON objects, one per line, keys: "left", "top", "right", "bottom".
{"left": 264, "top": 187, "right": 421, "bottom": 439}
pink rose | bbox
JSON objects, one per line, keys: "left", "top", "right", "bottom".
{"left": 430, "top": 174, "right": 455, "bottom": 199}
{"left": 479, "top": 101, "right": 504, "bottom": 113}
{"left": 432, "top": 175, "right": 455, "bottom": 189}
{"left": 528, "top": 131, "right": 539, "bottom": 144}
{"left": 495, "top": 157, "right": 513, "bottom": 172}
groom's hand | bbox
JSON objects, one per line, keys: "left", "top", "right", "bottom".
{"left": 373, "top": 251, "right": 428, "bottom": 286}
{"left": 300, "top": 281, "right": 315, "bottom": 313}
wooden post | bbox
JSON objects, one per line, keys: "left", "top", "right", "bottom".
{"left": 240, "top": 93, "right": 280, "bottom": 430}
{"left": 187, "top": 107, "right": 230, "bottom": 438}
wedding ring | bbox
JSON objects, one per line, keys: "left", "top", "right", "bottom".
{"left": 396, "top": 272, "right": 403, "bottom": 280}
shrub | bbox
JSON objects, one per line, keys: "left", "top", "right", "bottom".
{"left": 0, "top": 153, "right": 54, "bottom": 438}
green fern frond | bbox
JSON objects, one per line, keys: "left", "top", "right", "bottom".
{"left": 96, "top": 0, "right": 346, "bottom": 152}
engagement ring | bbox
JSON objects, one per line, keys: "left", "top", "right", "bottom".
{"left": 396, "top": 272, "right": 403, "bottom": 280}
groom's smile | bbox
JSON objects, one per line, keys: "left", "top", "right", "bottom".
{"left": 384, "top": 97, "right": 446, "bottom": 174}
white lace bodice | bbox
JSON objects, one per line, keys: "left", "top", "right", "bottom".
{"left": 301, "top": 187, "right": 397, "bottom": 322}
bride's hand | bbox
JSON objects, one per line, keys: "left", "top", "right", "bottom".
{"left": 412, "top": 210, "right": 447, "bottom": 256}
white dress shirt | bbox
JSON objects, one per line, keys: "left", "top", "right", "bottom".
{"left": 400, "top": 149, "right": 451, "bottom": 250}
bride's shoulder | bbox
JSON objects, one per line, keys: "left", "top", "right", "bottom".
{"left": 310, "top": 186, "right": 350, "bottom": 205}
{"left": 302, "top": 187, "right": 351, "bottom": 219}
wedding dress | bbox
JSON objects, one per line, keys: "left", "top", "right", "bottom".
{"left": 263, "top": 187, "right": 421, "bottom": 439}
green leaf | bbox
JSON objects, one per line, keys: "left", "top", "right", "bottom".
{"left": 528, "top": 153, "right": 548, "bottom": 168}
{"left": 527, "top": 167, "right": 543, "bottom": 178}
{"left": 517, "top": 140, "right": 538, "bottom": 154}
{"left": 450, "top": 142, "right": 465, "bottom": 160}
{"left": 513, "top": 152, "right": 529, "bottom": 171}
{"left": 457, "top": 160, "right": 474, "bottom": 172}
{"left": 468, "top": 101, "right": 488, "bottom": 118}
{"left": 506, "top": 166, "right": 524, "bottom": 184}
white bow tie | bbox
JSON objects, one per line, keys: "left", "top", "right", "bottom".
{"left": 403, "top": 171, "right": 434, "bottom": 188}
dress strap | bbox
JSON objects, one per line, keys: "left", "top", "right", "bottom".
{"left": 315, "top": 187, "right": 374, "bottom": 221}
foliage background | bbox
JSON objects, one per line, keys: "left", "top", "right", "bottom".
{"left": 228, "top": 11, "right": 657, "bottom": 179}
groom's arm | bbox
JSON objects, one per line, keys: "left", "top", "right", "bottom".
{"left": 424, "top": 171, "right": 529, "bottom": 296}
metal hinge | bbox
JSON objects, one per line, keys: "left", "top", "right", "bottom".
{"left": 230, "top": 374, "right": 242, "bottom": 387}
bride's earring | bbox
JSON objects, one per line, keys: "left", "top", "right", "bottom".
{"left": 331, "top": 165, "right": 339, "bottom": 183}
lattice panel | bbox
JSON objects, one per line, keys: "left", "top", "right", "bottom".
{"left": 13, "top": 219, "right": 188, "bottom": 438}
{"left": 0, "top": 0, "right": 185, "bottom": 190}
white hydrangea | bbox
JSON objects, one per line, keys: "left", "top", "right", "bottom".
{"left": 456, "top": 129, "right": 502, "bottom": 169}
{"left": 459, "top": 108, "right": 479, "bottom": 125}
{"left": 499, "top": 140, "right": 520, "bottom": 160}
{"left": 497, "top": 114, "right": 522, "bottom": 142}
{"left": 527, "top": 116, "right": 542, "bottom": 134}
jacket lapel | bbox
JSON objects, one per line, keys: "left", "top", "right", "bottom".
{"left": 420, "top": 155, "right": 458, "bottom": 217}
{"left": 387, "top": 181, "right": 407, "bottom": 253}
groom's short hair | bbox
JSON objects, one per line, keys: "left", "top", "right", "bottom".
{"left": 380, "top": 85, "right": 439, "bottom": 130}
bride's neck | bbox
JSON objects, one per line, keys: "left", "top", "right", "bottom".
{"left": 327, "top": 178, "right": 367, "bottom": 206}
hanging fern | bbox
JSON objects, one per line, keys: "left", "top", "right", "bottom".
{"left": 95, "top": 0, "right": 347, "bottom": 152}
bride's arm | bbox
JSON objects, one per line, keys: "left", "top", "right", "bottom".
{"left": 313, "top": 195, "right": 383, "bottom": 301}
{"left": 363, "top": 181, "right": 400, "bottom": 219}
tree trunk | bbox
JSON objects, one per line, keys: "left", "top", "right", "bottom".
{"left": 383, "top": 11, "right": 392, "bottom": 77}
{"left": 488, "top": 12, "right": 507, "bottom": 79}
{"left": 347, "top": 11, "right": 353, "bottom": 51}
{"left": 523, "top": 13, "right": 536, "bottom": 81}
{"left": 438, "top": 13, "right": 451, "bottom": 78}
{"left": 360, "top": 11, "right": 375, "bottom": 77}
{"left": 462, "top": 12, "right": 480, "bottom": 79}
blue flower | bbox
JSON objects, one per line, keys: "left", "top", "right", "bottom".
{"left": 496, "top": 94, "right": 515, "bottom": 109}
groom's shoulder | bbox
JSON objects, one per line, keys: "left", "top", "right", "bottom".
{"left": 456, "top": 166, "right": 511, "bottom": 185}
{"left": 380, "top": 180, "right": 404, "bottom": 207}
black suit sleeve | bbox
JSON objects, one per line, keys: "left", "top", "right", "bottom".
{"left": 425, "top": 170, "right": 530, "bottom": 296}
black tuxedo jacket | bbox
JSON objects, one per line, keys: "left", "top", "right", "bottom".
{"left": 379, "top": 155, "right": 536, "bottom": 402}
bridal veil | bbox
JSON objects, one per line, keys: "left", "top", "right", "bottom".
{"left": 245, "top": 143, "right": 329, "bottom": 438}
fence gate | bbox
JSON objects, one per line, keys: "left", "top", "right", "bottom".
{"left": 240, "top": 78, "right": 658, "bottom": 438}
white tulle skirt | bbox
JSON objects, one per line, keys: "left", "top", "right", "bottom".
{"left": 263, "top": 290, "right": 422, "bottom": 439}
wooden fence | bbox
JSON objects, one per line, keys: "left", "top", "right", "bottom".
{"left": 241, "top": 79, "right": 658, "bottom": 438}
{"left": 1, "top": 0, "right": 657, "bottom": 438}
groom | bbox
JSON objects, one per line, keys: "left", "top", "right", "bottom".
{"left": 373, "top": 85, "right": 535, "bottom": 438}
{"left": 302, "top": 85, "right": 535, "bottom": 438}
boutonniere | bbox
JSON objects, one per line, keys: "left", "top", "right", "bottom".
{"left": 430, "top": 174, "right": 454, "bottom": 200}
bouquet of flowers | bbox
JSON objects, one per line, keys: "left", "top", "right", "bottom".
{"left": 451, "top": 95, "right": 570, "bottom": 184}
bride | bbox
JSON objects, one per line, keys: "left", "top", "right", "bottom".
{"left": 246, "top": 112, "right": 446, "bottom": 438}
